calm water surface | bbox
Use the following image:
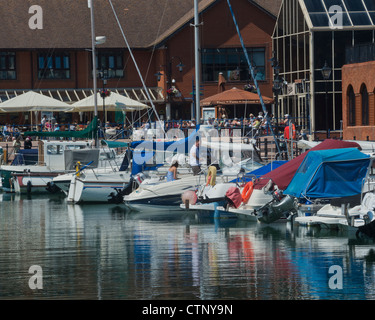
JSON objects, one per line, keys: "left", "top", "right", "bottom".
{"left": 1, "top": 193, "right": 375, "bottom": 300}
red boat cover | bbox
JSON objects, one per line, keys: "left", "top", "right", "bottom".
{"left": 254, "top": 139, "right": 361, "bottom": 191}
{"left": 225, "top": 186, "right": 242, "bottom": 208}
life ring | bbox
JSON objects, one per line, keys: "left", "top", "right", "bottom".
{"left": 206, "top": 166, "right": 217, "bottom": 186}
{"left": 284, "top": 123, "right": 296, "bottom": 140}
{"left": 241, "top": 181, "right": 254, "bottom": 203}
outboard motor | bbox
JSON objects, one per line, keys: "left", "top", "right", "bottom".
{"left": 356, "top": 219, "right": 375, "bottom": 240}
{"left": 257, "top": 193, "right": 297, "bottom": 224}
{"left": 46, "top": 181, "right": 61, "bottom": 194}
{"left": 108, "top": 177, "right": 135, "bottom": 204}
{"left": 356, "top": 210, "right": 375, "bottom": 240}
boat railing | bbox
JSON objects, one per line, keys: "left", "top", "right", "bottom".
{"left": 361, "top": 176, "right": 375, "bottom": 197}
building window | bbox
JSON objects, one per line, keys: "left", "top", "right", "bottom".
{"left": 0, "top": 52, "right": 16, "bottom": 80}
{"left": 361, "top": 84, "right": 369, "bottom": 126}
{"left": 202, "top": 48, "right": 266, "bottom": 83}
{"left": 96, "top": 51, "right": 124, "bottom": 78}
{"left": 347, "top": 85, "right": 356, "bottom": 126}
{"left": 38, "top": 53, "right": 70, "bottom": 79}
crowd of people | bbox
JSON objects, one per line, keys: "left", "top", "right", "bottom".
{"left": 160, "top": 112, "right": 301, "bottom": 140}
{"left": 1, "top": 112, "right": 305, "bottom": 150}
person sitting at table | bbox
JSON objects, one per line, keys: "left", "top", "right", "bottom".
{"left": 24, "top": 137, "right": 32, "bottom": 149}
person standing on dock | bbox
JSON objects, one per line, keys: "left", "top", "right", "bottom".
{"left": 189, "top": 136, "right": 201, "bottom": 175}
{"left": 12, "top": 136, "right": 21, "bottom": 154}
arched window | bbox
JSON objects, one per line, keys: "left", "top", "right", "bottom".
{"left": 361, "top": 84, "right": 369, "bottom": 126}
{"left": 347, "top": 85, "right": 355, "bottom": 126}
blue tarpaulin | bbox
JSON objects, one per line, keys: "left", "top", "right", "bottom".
{"left": 130, "top": 125, "right": 200, "bottom": 154}
{"left": 230, "top": 160, "right": 287, "bottom": 183}
{"left": 284, "top": 148, "right": 370, "bottom": 199}
{"left": 12, "top": 149, "right": 38, "bottom": 165}
{"left": 131, "top": 150, "right": 162, "bottom": 176}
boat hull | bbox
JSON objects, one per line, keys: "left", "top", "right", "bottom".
{"left": 11, "top": 171, "right": 61, "bottom": 194}
{"left": 67, "top": 172, "right": 131, "bottom": 203}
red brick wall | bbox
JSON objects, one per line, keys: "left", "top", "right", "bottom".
{"left": 342, "top": 61, "right": 375, "bottom": 141}
{"left": 0, "top": 0, "right": 275, "bottom": 123}
{"left": 159, "top": 0, "right": 275, "bottom": 100}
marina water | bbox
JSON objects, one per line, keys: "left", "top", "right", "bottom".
{"left": 1, "top": 193, "right": 375, "bottom": 300}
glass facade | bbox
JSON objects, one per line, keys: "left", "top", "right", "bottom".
{"left": 201, "top": 47, "right": 266, "bottom": 82}
{"left": 38, "top": 53, "right": 70, "bottom": 79}
{"left": 0, "top": 52, "right": 16, "bottom": 80}
{"left": 304, "top": 0, "right": 375, "bottom": 27}
{"left": 95, "top": 51, "right": 124, "bottom": 78}
{"left": 272, "top": 0, "right": 375, "bottom": 135}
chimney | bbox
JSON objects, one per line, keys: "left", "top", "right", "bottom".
{"left": 218, "top": 72, "right": 226, "bottom": 93}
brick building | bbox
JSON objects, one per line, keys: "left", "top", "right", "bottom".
{"left": 0, "top": 0, "right": 281, "bottom": 126}
{"left": 272, "top": 0, "right": 375, "bottom": 139}
{"left": 342, "top": 43, "right": 375, "bottom": 141}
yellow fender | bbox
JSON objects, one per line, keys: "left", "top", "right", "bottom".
{"left": 206, "top": 166, "right": 217, "bottom": 186}
{"left": 76, "top": 161, "right": 81, "bottom": 177}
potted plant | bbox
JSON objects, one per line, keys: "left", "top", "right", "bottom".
{"left": 244, "top": 84, "right": 256, "bottom": 93}
{"left": 166, "top": 86, "right": 180, "bottom": 97}
{"left": 100, "top": 89, "right": 111, "bottom": 98}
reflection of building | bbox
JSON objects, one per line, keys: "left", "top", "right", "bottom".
{"left": 0, "top": 0, "right": 281, "bottom": 125}
{"left": 272, "top": 0, "right": 375, "bottom": 138}
{"left": 342, "top": 43, "right": 375, "bottom": 141}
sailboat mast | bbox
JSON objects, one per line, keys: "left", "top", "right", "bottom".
{"left": 89, "top": 0, "right": 99, "bottom": 146}
{"left": 194, "top": 0, "right": 201, "bottom": 125}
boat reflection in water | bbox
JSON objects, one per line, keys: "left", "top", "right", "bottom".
{"left": 0, "top": 195, "right": 375, "bottom": 300}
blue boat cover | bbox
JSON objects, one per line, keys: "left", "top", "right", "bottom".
{"left": 230, "top": 160, "right": 287, "bottom": 183}
{"left": 12, "top": 149, "right": 38, "bottom": 165}
{"left": 131, "top": 150, "right": 162, "bottom": 175}
{"left": 284, "top": 148, "right": 370, "bottom": 199}
{"left": 130, "top": 125, "right": 200, "bottom": 154}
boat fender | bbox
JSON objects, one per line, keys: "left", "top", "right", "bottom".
{"left": 241, "top": 181, "right": 254, "bottom": 204}
{"left": 75, "top": 161, "right": 81, "bottom": 177}
{"left": 225, "top": 186, "right": 242, "bottom": 208}
{"left": 27, "top": 180, "right": 32, "bottom": 194}
{"left": 181, "top": 190, "right": 198, "bottom": 206}
{"left": 206, "top": 166, "right": 217, "bottom": 186}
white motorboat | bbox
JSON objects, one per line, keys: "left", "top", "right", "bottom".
{"left": 337, "top": 191, "right": 375, "bottom": 239}
{"left": 124, "top": 164, "right": 244, "bottom": 211}
{"left": 124, "top": 174, "right": 205, "bottom": 210}
{"left": 0, "top": 139, "right": 99, "bottom": 193}
{"left": 180, "top": 181, "right": 238, "bottom": 214}
{"left": 66, "top": 169, "right": 132, "bottom": 203}
{"left": 60, "top": 151, "right": 195, "bottom": 204}
{"left": 179, "top": 159, "right": 287, "bottom": 221}
{"left": 295, "top": 203, "right": 350, "bottom": 228}
{"left": 11, "top": 142, "right": 127, "bottom": 194}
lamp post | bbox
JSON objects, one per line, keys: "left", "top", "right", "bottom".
{"left": 166, "top": 56, "right": 184, "bottom": 99}
{"left": 99, "top": 68, "right": 109, "bottom": 125}
{"left": 156, "top": 56, "right": 184, "bottom": 120}
{"left": 271, "top": 53, "right": 282, "bottom": 136}
{"left": 321, "top": 61, "right": 332, "bottom": 139}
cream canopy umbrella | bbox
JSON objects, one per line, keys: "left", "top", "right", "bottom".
{"left": 71, "top": 92, "right": 150, "bottom": 112}
{"left": 0, "top": 91, "right": 73, "bottom": 112}
{"left": 0, "top": 91, "right": 74, "bottom": 129}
